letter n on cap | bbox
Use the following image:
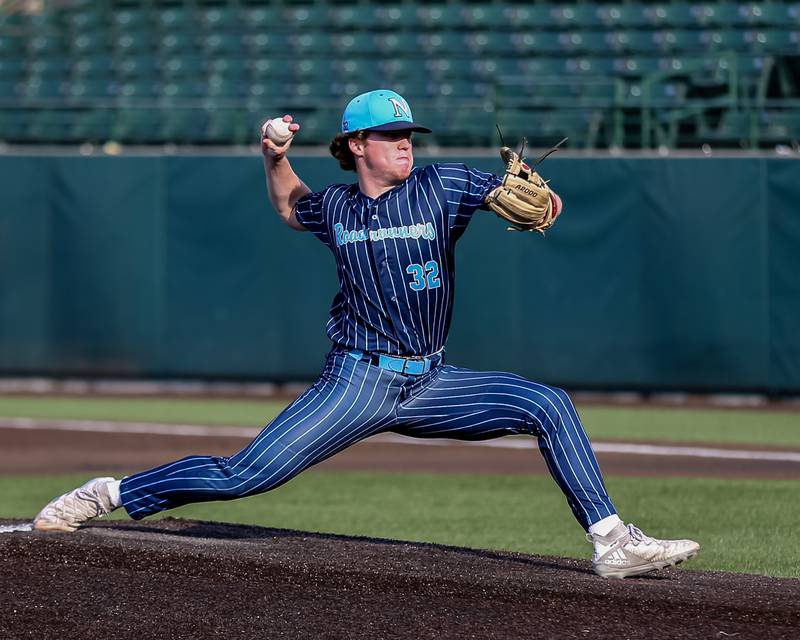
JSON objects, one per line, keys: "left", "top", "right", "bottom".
{"left": 389, "top": 97, "right": 410, "bottom": 119}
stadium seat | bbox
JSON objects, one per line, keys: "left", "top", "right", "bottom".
{"left": 509, "top": 32, "right": 562, "bottom": 55}
{"left": 111, "top": 9, "right": 149, "bottom": 31}
{"left": 159, "top": 33, "right": 198, "bottom": 55}
{"left": 199, "top": 7, "right": 239, "bottom": 31}
{"left": 501, "top": 5, "right": 560, "bottom": 29}
{"left": 201, "top": 33, "right": 244, "bottom": 55}
{"left": 375, "top": 32, "right": 419, "bottom": 55}
{"left": 328, "top": 5, "right": 364, "bottom": 29}
{"left": 549, "top": 4, "right": 602, "bottom": 28}
{"left": 245, "top": 33, "right": 292, "bottom": 55}
{"left": 463, "top": 31, "right": 514, "bottom": 56}
{"left": 417, "top": 32, "right": 463, "bottom": 55}
{"left": 161, "top": 56, "right": 205, "bottom": 78}
{"left": 207, "top": 75, "right": 248, "bottom": 99}
{"left": 691, "top": 2, "right": 747, "bottom": 27}
{"left": 745, "top": 29, "right": 799, "bottom": 53}
{"left": 157, "top": 8, "right": 195, "bottom": 31}
{"left": 644, "top": 3, "right": 695, "bottom": 28}
{"left": 70, "top": 110, "right": 114, "bottom": 142}
{"left": 72, "top": 55, "right": 114, "bottom": 78}
{"left": 597, "top": 4, "right": 649, "bottom": 28}
{"left": 114, "top": 32, "right": 156, "bottom": 55}
{"left": 161, "top": 109, "right": 206, "bottom": 143}
{"left": 371, "top": 5, "right": 418, "bottom": 30}
{"left": 565, "top": 57, "right": 617, "bottom": 76}
{"left": 282, "top": 6, "right": 327, "bottom": 30}
{"left": 27, "top": 110, "right": 77, "bottom": 143}
{"left": 19, "top": 78, "right": 63, "bottom": 101}
{"left": 114, "top": 55, "right": 159, "bottom": 78}
{"left": 699, "top": 29, "right": 748, "bottom": 51}
{"left": 65, "top": 10, "right": 104, "bottom": 31}
{"left": 112, "top": 109, "right": 163, "bottom": 143}
{"left": 116, "top": 79, "right": 159, "bottom": 102}
{"left": 459, "top": 4, "right": 507, "bottom": 29}
{"left": 415, "top": 5, "right": 462, "bottom": 29}
{"left": 560, "top": 31, "right": 610, "bottom": 54}
{"left": 758, "top": 110, "right": 800, "bottom": 143}
{"left": 64, "top": 78, "right": 113, "bottom": 101}
{"left": 240, "top": 7, "right": 281, "bottom": 30}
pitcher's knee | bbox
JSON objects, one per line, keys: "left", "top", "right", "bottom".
{"left": 525, "top": 383, "right": 573, "bottom": 436}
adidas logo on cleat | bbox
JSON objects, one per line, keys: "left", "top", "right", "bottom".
{"left": 604, "top": 549, "right": 630, "bottom": 566}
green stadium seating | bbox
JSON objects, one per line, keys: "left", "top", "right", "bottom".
{"left": 71, "top": 110, "right": 114, "bottom": 142}
{"left": 375, "top": 33, "right": 419, "bottom": 55}
{"left": 112, "top": 109, "right": 162, "bottom": 143}
{"left": 199, "top": 7, "right": 239, "bottom": 30}
{"left": 19, "top": 78, "right": 63, "bottom": 101}
{"left": 111, "top": 9, "right": 149, "bottom": 31}
{"left": 159, "top": 33, "right": 198, "bottom": 54}
{"left": 415, "top": 5, "right": 462, "bottom": 29}
{"left": 245, "top": 33, "right": 291, "bottom": 55}
{"left": 66, "top": 10, "right": 104, "bottom": 31}
{"left": 201, "top": 33, "right": 244, "bottom": 55}
{"left": 597, "top": 4, "right": 649, "bottom": 28}
{"left": 114, "top": 32, "right": 156, "bottom": 54}
{"left": 561, "top": 31, "right": 610, "bottom": 54}
{"left": 115, "top": 55, "right": 159, "bottom": 78}
{"left": 645, "top": 3, "right": 695, "bottom": 28}
{"left": 457, "top": 4, "right": 508, "bottom": 28}
{"left": 550, "top": 4, "right": 603, "bottom": 28}
{"left": 328, "top": 5, "right": 363, "bottom": 29}
{"left": 463, "top": 31, "right": 515, "bottom": 56}
{"left": 65, "top": 78, "right": 112, "bottom": 101}
{"left": 509, "top": 32, "right": 562, "bottom": 55}
{"left": 240, "top": 7, "right": 281, "bottom": 29}
{"left": 372, "top": 5, "right": 418, "bottom": 30}
{"left": 162, "top": 56, "right": 205, "bottom": 78}
{"left": 28, "top": 110, "right": 77, "bottom": 143}
{"left": 501, "top": 5, "right": 560, "bottom": 29}
{"left": 282, "top": 6, "right": 328, "bottom": 30}
{"left": 745, "top": 29, "right": 800, "bottom": 53}
{"left": 565, "top": 57, "right": 618, "bottom": 75}
{"left": 1, "top": 0, "right": 798, "bottom": 149}
{"left": 157, "top": 8, "right": 195, "bottom": 31}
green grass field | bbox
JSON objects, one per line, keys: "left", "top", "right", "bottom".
{"left": 1, "top": 395, "right": 798, "bottom": 578}
{"left": 0, "top": 395, "right": 799, "bottom": 446}
{"left": 2, "top": 471, "right": 798, "bottom": 578}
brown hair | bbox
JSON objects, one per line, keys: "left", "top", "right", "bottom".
{"left": 329, "top": 131, "right": 368, "bottom": 172}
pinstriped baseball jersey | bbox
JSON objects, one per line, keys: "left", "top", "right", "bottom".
{"left": 294, "top": 163, "right": 502, "bottom": 357}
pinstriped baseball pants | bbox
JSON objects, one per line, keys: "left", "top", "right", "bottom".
{"left": 120, "top": 348, "right": 616, "bottom": 530}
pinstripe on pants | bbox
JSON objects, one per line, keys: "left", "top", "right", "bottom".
{"left": 120, "top": 349, "right": 616, "bottom": 530}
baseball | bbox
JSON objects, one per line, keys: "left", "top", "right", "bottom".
{"left": 264, "top": 117, "right": 293, "bottom": 145}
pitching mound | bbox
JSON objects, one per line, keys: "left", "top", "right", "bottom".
{"left": 0, "top": 518, "right": 796, "bottom": 639}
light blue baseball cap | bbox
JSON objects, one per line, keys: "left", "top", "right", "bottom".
{"left": 341, "top": 89, "right": 432, "bottom": 134}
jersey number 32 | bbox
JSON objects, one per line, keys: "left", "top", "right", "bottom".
{"left": 406, "top": 261, "right": 441, "bottom": 291}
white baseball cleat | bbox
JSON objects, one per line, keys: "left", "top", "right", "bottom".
{"left": 33, "top": 477, "right": 118, "bottom": 532}
{"left": 588, "top": 523, "right": 700, "bottom": 579}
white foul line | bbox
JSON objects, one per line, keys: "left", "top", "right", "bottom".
{"left": 1, "top": 417, "right": 799, "bottom": 463}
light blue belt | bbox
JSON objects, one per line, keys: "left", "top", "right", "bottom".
{"left": 348, "top": 349, "right": 440, "bottom": 375}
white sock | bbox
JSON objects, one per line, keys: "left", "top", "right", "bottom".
{"left": 588, "top": 514, "right": 624, "bottom": 538}
{"left": 106, "top": 479, "right": 122, "bottom": 509}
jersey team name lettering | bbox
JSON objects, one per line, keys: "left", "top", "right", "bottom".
{"left": 334, "top": 222, "right": 436, "bottom": 247}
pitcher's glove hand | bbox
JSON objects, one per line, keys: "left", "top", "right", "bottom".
{"left": 485, "top": 146, "right": 557, "bottom": 233}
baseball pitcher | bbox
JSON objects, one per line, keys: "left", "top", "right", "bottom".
{"left": 33, "top": 89, "right": 699, "bottom": 579}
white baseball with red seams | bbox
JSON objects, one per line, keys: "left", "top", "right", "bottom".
{"left": 263, "top": 117, "right": 293, "bottom": 145}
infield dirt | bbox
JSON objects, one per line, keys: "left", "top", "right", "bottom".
{"left": 1, "top": 518, "right": 798, "bottom": 639}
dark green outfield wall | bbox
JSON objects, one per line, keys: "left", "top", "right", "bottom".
{"left": 1, "top": 154, "right": 798, "bottom": 392}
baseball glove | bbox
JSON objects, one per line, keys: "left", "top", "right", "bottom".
{"left": 485, "top": 138, "right": 566, "bottom": 234}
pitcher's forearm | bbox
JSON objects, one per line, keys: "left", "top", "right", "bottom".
{"left": 264, "top": 155, "right": 310, "bottom": 229}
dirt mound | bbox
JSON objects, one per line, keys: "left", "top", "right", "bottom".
{"left": 0, "top": 518, "right": 797, "bottom": 639}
